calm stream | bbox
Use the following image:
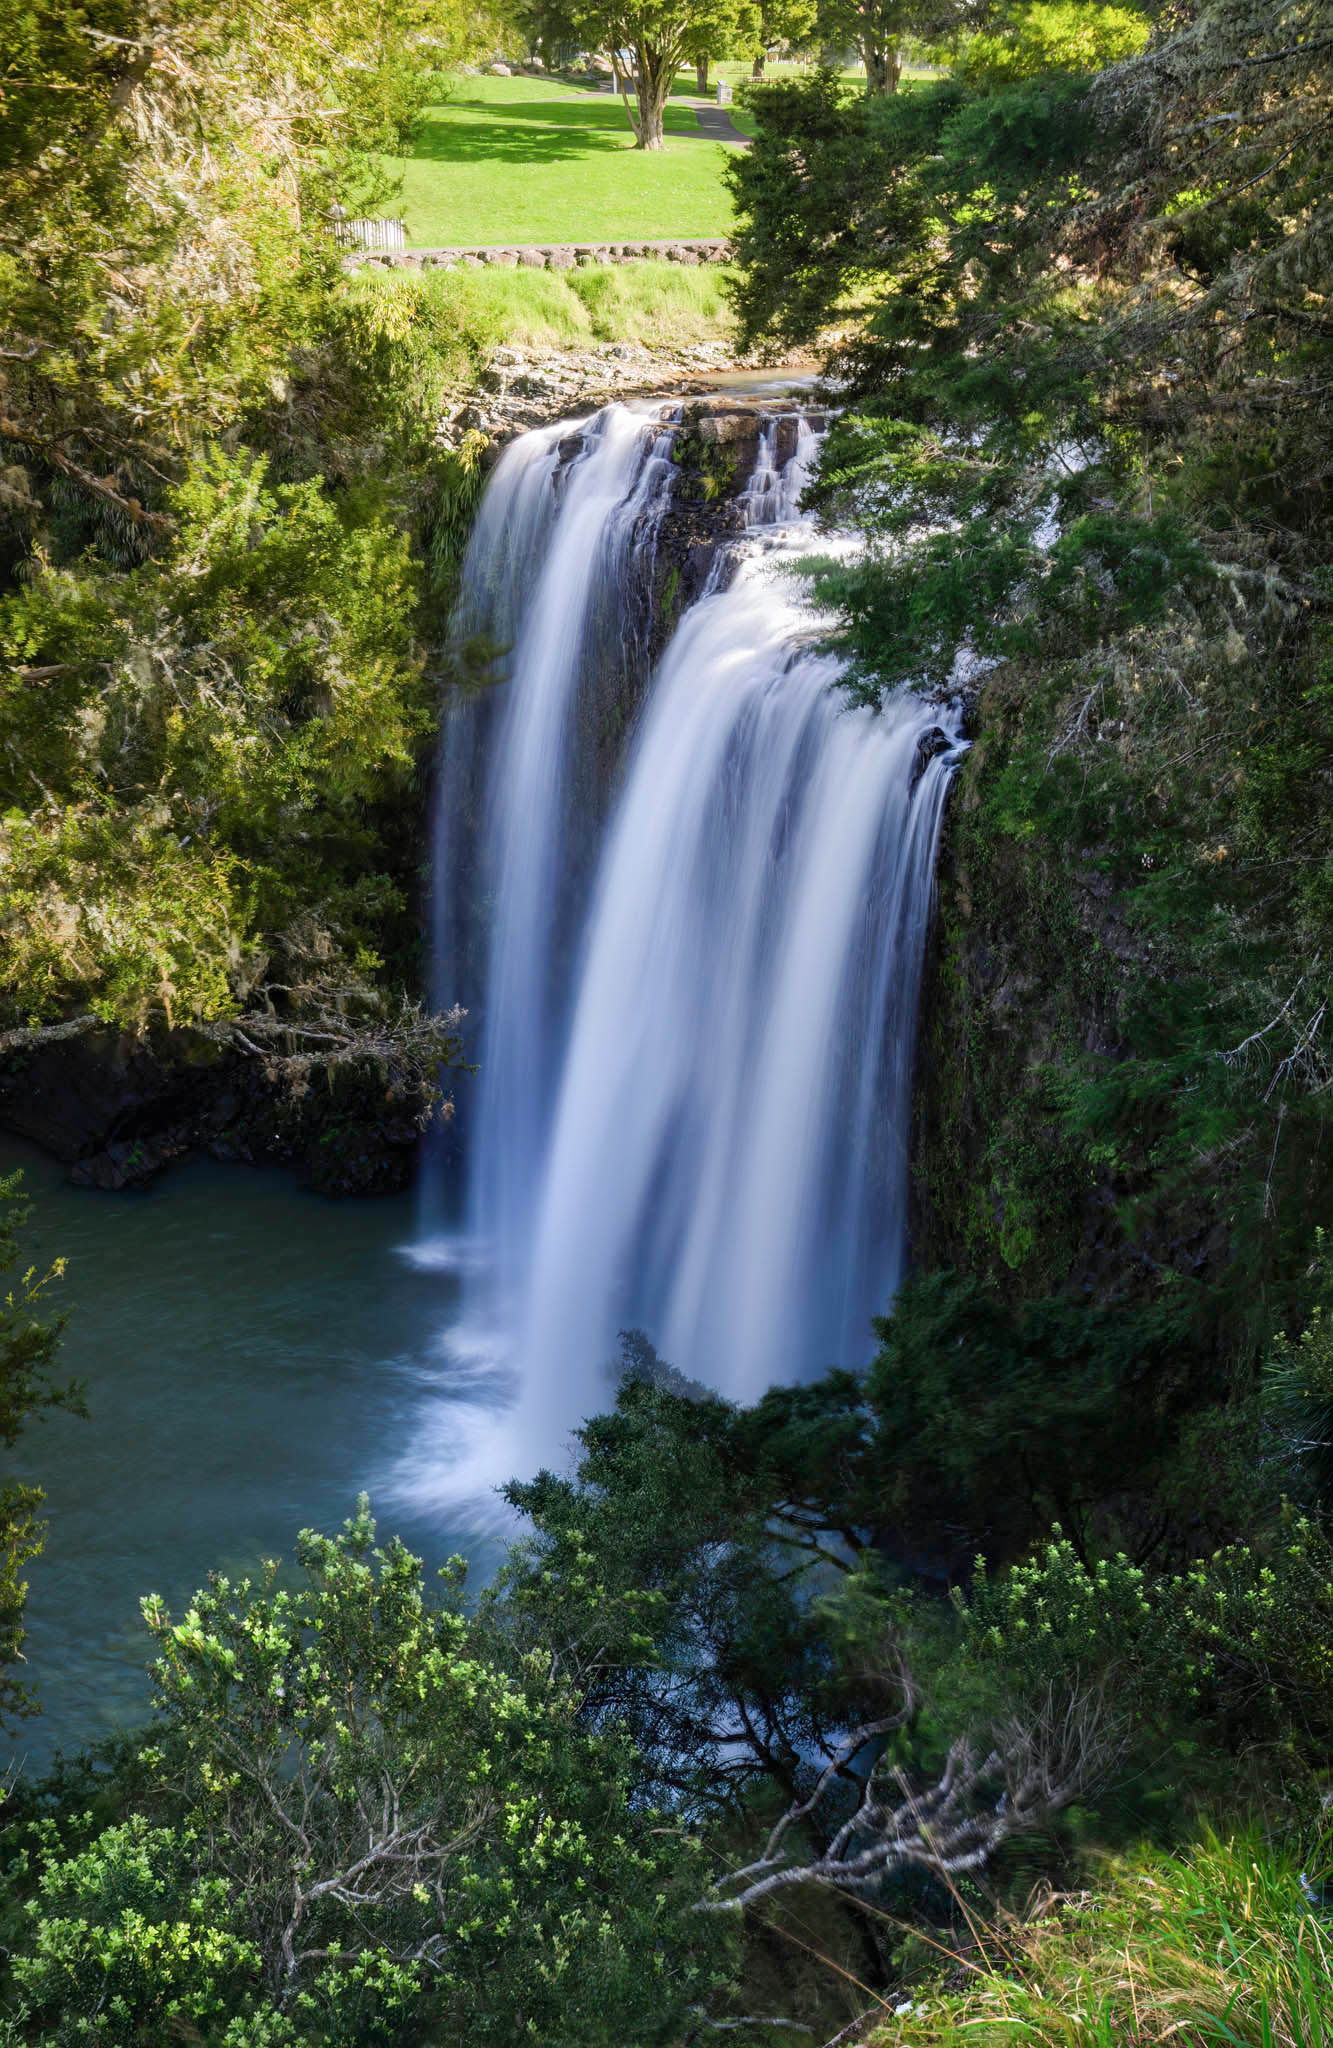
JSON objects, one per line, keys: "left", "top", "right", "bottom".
{"left": 3, "top": 1136, "right": 475, "bottom": 1771}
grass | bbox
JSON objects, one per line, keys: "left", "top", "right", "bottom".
{"left": 873, "top": 1829, "right": 1333, "bottom": 2048}
{"left": 386, "top": 75, "right": 741, "bottom": 247}
{"left": 345, "top": 260, "right": 739, "bottom": 364}
{"left": 669, "top": 58, "right": 815, "bottom": 90}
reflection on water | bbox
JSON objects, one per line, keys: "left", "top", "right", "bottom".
{"left": 1, "top": 1137, "right": 480, "bottom": 1772}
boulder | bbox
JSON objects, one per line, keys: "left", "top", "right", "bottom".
{"left": 695, "top": 405, "right": 762, "bottom": 444}
{"left": 518, "top": 247, "right": 546, "bottom": 268}
{"left": 545, "top": 246, "right": 576, "bottom": 269}
{"left": 910, "top": 725, "right": 952, "bottom": 794}
{"left": 485, "top": 60, "right": 513, "bottom": 75}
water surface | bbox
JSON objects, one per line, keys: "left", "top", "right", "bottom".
{"left": 3, "top": 1137, "right": 473, "bottom": 1771}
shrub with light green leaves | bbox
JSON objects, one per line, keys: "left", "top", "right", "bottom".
{"left": 960, "top": 1512, "right": 1333, "bottom": 1754}
{"left": 956, "top": 2, "right": 1150, "bottom": 90}
{"left": 48, "top": 1498, "right": 732, "bottom": 2048}
{"left": 11, "top": 1817, "right": 261, "bottom": 2046}
{"left": 0, "top": 448, "right": 430, "bottom": 1031}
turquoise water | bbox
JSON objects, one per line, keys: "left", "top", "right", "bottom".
{"left": 1, "top": 1138, "right": 475, "bottom": 1773}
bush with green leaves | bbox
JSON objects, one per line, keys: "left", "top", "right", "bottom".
{"left": 0, "top": 448, "right": 438, "bottom": 1031}
{"left": 7, "top": 1498, "right": 735, "bottom": 2048}
{"left": 9, "top": 1817, "right": 262, "bottom": 2048}
{"left": 955, "top": 1, "right": 1149, "bottom": 89}
{"left": 960, "top": 1510, "right": 1333, "bottom": 1760}
{"left": 1264, "top": 1234, "right": 1333, "bottom": 1504}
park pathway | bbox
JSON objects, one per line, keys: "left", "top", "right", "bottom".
{"left": 682, "top": 97, "right": 751, "bottom": 146}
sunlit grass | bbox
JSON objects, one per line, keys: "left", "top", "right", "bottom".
{"left": 875, "top": 1829, "right": 1333, "bottom": 2048}
{"left": 383, "top": 76, "right": 741, "bottom": 247}
{"left": 347, "top": 260, "right": 739, "bottom": 359}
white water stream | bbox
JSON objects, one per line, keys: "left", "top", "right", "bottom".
{"left": 409, "top": 401, "right": 964, "bottom": 1502}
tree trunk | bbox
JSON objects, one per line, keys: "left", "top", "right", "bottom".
{"left": 862, "top": 39, "right": 901, "bottom": 91}
{"left": 633, "top": 42, "right": 671, "bottom": 149}
{"left": 752, "top": 50, "right": 767, "bottom": 78}
{"left": 696, "top": 55, "right": 709, "bottom": 94}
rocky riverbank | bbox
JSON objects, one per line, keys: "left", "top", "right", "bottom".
{"left": 439, "top": 339, "right": 820, "bottom": 446}
{"left": 0, "top": 1016, "right": 451, "bottom": 1196}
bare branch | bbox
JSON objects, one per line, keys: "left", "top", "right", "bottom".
{"left": 701, "top": 1683, "right": 1123, "bottom": 1914}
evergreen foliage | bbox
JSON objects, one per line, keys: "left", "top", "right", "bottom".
{"left": 0, "top": 0, "right": 492, "bottom": 1049}
{"left": 4, "top": 0, "right": 1333, "bottom": 2038}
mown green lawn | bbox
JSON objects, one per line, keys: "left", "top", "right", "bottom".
{"left": 390, "top": 76, "right": 741, "bottom": 247}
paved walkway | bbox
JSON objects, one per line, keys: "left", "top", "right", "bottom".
{"left": 685, "top": 98, "right": 751, "bottom": 146}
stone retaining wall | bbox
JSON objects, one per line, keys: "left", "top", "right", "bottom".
{"left": 346, "top": 237, "right": 733, "bottom": 273}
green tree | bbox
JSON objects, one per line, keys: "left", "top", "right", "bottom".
{"left": 569, "top": 0, "right": 759, "bottom": 145}
{"left": 813, "top": 0, "right": 984, "bottom": 90}
{"left": 0, "top": 0, "right": 490, "bottom": 546}
{"left": 0, "top": 448, "right": 441, "bottom": 1034}
{"left": 97, "top": 1498, "right": 732, "bottom": 2045}
{"left": 0, "top": 0, "right": 492, "bottom": 1080}
{"left": 956, "top": 0, "right": 1148, "bottom": 87}
{"left": 748, "top": 0, "right": 818, "bottom": 77}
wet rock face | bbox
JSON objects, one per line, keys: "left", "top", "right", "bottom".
{"left": 645, "top": 400, "right": 824, "bottom": 652}
{"left": 0, "top": 1023, "right": 439, "bottom": 1195}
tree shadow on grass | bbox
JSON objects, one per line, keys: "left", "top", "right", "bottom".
{"left": 411, "top": 115, "right": 621, "bottom": 165}
{"left": 411, "top": 99, "right": 702, "bottom": 166}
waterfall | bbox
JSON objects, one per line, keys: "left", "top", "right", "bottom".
{"left": 427, "top": 404, "right": 680, "bottom": 1284}
{"left": 407, "top": 399, "right": 964, "bottom": 1500}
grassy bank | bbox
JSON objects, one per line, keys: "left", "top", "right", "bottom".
{"left": 390, "top": 76, "right": 740, "bottom": 246}
{"left": 878, "top": 1830, "right": 1332, "bottom": 2048}
{"left": 345, "top": 258, "right": 740, "bottom": 365}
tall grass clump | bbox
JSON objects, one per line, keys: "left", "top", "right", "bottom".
{"left": 881, "top": 1829, "right": 1333, "bottom": 2048}
{"left": 343, "top": 261, "right": 738, "bottom": 369}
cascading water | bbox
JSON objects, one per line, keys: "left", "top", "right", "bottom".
{"left": 427, "top": 405, "right": 680, "bottom": 1288}
{"left": 407, "top": 398, "right": 964, "bottom": 1501}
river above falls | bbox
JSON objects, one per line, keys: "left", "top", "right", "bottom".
{"left": 2, "top": 1135, "right": 487, "bottom": 1774}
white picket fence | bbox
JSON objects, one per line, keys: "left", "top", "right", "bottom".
{"left": 327, "top": 211, "right": 406, "bottom": 252}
